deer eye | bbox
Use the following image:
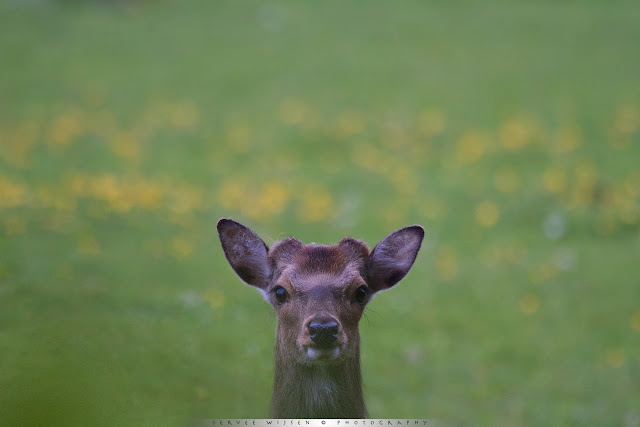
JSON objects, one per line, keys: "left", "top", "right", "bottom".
{"left": 354, "top": 285, "right": 369, "bottom": 304}
{"left": 273, "top": 286, "right": 288, "bottom": 303}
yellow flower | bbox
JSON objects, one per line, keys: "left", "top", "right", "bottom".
{"left": 170, "top": 238, "right": 193, "bottom": 260}
{"left": 475, "top": 201, "right": 500, "bottom": 228}
{"left": 130, "top": 179, "right": 163, "bottom": 210}
{"left": 91, "top": 174, "right": 121, "bottom": 203}
{"left": 350, "top": 144, "right": 383, "bottom": 172}
{"left": 259, "top": 181, "right": 289, "bottom": 216}
{"left": 204, "top": 289, "right": 225, "bottom": 309}
{"left": 499, "top": 117, "right": 534, "bottom": 151}
{"left": 456, "top": 131, "right": 487, "bottom": 165}
{"left": 297, "top": 185, "right": 334, "bottom": 223}
{"left": 621, "top": 172, "right": 640, "bottom": 199}
{"left": 542, "top": 168, "right": 568, "bottom": 194}
{"left": 617, "top": 201, "right": 639, "bottom": 225}
{"left": 73, "top": 174, "right": 168, "bottom": 213}
{"left": 612, "top": 105, "right": 640, "bottom": 135}
{"left": 605, "top": 348, "right": 625, "bottom": 368}
{"left": 70, "top": 174, "right": 90, "bottom": 196}
{"left": 553, "top": 125, "right": 581, "bottom": 154}
{"left": 244, "top": 181, "right": 290, "bottom": 220}
{"left": 47, "top": 112, "right": 84, "bottom": 147}
{"left": 519, "top": 293, "right": 540, "bottom": 315}
{"left": 0, "top": 175, "right": 26, "bottom": 208}
{"left": 528, "top": 262, "right": 559, "bottom": 284}
{"left": 94, "top": 175, "right": 133, "bottom": 212}
{"left": 110, "top": 131, "right": 140, "bottom": 159}
{"left": 217, "top": 178, "right": 248, "bottom": 211}
{"left": 564, "top": 162, "right": 598, "bottom": 210}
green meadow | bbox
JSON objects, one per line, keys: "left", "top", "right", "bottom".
{"left": 1, "top": 0, "right": 639, "bottom": 425}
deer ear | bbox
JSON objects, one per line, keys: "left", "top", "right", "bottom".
{"left": 365, "top": 225, "right": 424, "bottom": 292}
{"left": 217, "top": 218, "right": 271, "bottom": 290}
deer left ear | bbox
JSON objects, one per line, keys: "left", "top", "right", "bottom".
{"left": 217, "top": 218, "right": 272, "bottom": 290}
{"left": 365, "top": 225, "right": 424, "bottom": 292}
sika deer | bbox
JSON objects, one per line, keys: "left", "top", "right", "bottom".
{"left": 217, "top": 219, "right": 424, "bottom": 418}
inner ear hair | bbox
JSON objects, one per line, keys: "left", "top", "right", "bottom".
{"left": 365, "top": 225, "right": 424, "bottom": 292}
{"left": 217, "top": 218, "right": 272, "bottom": 289}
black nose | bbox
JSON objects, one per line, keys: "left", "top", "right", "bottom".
{"left": 308, "top": 320, "right": 339, "bottom": 348}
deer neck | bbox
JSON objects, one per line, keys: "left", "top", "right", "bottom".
{"left": 270, "top": 335, "right": 367, "bottom": 418}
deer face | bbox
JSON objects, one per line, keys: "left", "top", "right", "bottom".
{"left": 266, "top": 239, "right": 373, "bottom": 363}
{"left": 217, "top": 219, "right": 424, "bottom": 364}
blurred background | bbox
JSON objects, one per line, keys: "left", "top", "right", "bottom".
{"left": 1, "top": 0, "right": 639, "bottom": 425}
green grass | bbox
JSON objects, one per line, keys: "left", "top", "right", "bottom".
{"left": 1, "top": 0, "right": 639, "bottom": 425}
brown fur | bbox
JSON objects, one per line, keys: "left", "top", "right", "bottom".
{"left": 269, "top": 241, "right": 369, "bottom": 418}
{"left": 217, "top": 219, "right": 424, "bottom": 418}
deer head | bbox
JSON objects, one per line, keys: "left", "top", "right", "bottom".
{"left": 217, "top": 218, "right": 424, "bottom": 417}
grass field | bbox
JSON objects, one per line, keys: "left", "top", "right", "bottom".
{"left": 1, "top": 0, "right": 640, "bottom": 425}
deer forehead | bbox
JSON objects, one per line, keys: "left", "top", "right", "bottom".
{"left": 271, "top": 243, "right": 367, "bottom": 285}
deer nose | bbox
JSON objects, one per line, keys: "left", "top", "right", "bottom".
{"left": 308, "top": 320, "right": 339, "bottom": 348}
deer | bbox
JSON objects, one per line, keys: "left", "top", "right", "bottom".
{"left": 217, "top": 218, "right": 424, "bottom": 418}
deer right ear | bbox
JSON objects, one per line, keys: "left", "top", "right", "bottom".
{"left": 365, "top": 225, "right": 424, "bottom": 293}
{"left": 217, "top": 218, "right": 271, "bottom": 290}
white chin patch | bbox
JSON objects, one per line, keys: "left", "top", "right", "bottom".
{"left": 306, "top": 347, "right": 340, "bottom": 359}
{"left": 306, "top": 347, "right": 340, "bottom": 360}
